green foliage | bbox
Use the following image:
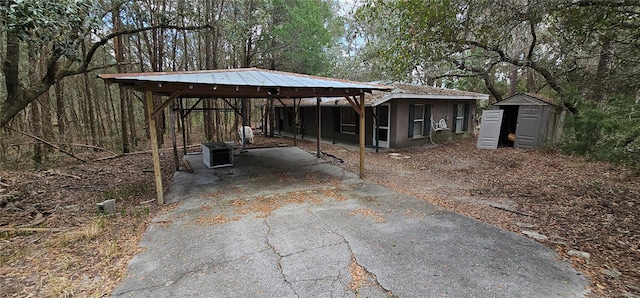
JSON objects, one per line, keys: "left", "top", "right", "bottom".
{"left": 1, "top": 0, "right": 99, "bottom": 58}
{"left": 563, "top": 95, "right": 640, "bottom": 171}
{"left": 261, "top": 0, "right": 341, "bottom": 75}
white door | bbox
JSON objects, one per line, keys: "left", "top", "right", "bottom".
{"left": 477, "top": 110, "right": 504, "bottom": 149}
{"left": 373, "top": 105, "right": 390, "bottom": 148}
{"left": 514, "top": 106, "right": 543, "bottom": 148}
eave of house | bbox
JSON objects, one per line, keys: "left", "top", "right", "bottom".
{"left": 371, "top": 92, "right": 490, "bottom": 106}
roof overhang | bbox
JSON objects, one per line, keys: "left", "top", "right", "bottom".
{"left": 371, "top": 92, "right": 490, "bottom": 107}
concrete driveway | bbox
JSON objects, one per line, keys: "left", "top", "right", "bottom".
{"left": 112, "top": 147, "right": 588, "bottom": 297}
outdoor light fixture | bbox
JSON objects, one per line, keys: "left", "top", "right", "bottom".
{"left": 213, "top": 85, "right": 217, "bottom": 90}
{"left": 236, "top": 86, "right": 239, "bottom": 91}
{"left": 158, "top": 82, "right": 163, "bottom": 87}
{"left": 189, "top": 84, "right": 194, "bottom": 89}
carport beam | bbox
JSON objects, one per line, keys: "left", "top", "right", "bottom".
{"left": 146, "top": 90, "right": 165, "bottom": 205}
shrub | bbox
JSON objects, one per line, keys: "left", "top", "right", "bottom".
{"left": 562, "top": 94, "right": 639, "bottom": 172}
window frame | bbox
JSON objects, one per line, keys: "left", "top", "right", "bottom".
{"left": 408, "top": 104, "right": 431, "bottom": 138}
{"left": 340, "top": 108, "right": 357, "bottom": 135}
{"left": 413, "top": 104, "right": 425, "bottom": 138}
{"left": 453, "top": 103, "right": 470, "bottom": 133}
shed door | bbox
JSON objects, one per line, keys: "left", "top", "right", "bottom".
{"left": 514, "top": 106, "right": 543, "bottom": 148}
{"left": 477, "top": 110, "right": 504, "bottom": 149}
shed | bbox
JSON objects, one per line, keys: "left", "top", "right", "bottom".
{"left": 478, "top": 93, "right": 565, "bottom": 149}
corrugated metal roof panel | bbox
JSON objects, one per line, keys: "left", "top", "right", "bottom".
{"left": 102, "top": 68, "right": 384, "bottom": 89}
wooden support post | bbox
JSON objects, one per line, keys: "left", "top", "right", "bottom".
{"left": 316, "top": 97, "right": 321, "bottom": 158}
{"left": 146, "top": 90, "right": 165, "bottom": 205}
{"left": 170, "top": 102, "right": 179, "bottom": 171}
{"left": 359, "top": 93, "right": 365, "bottom": 178}
{"left": 293, "top": 98, "right": 298, "bottom": 146}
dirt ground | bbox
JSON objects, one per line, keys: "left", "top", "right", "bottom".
{"left": 1, "top": 136, "right": 638, "bottom": 297}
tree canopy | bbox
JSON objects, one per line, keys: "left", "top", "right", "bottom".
{"left": 0, "top": 0, "right": 342, "bottom": 128}
{"left": 353, "top": 0, "right": 640, "bottom": 104}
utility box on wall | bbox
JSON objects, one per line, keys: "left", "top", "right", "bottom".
{"left": 201, "top": 142, "right": 233, "bottom": 168}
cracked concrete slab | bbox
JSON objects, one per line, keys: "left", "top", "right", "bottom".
{"left": 112, "top": 147, "right": 589, "bottom": 297}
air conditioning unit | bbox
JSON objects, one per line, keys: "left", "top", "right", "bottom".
{"left": 201, "top": 142, "right": 233, "bottom": 168}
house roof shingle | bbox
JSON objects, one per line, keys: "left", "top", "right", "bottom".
{"left": 275, "top": 83, "right": 489, "bottom": 107}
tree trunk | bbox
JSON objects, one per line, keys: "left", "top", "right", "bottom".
{"left": 509, "top": 65, "right": 518, "bottom": 96}
{"left": 113, "top": 5, "right": 130, "bottom": 153}
{"left": 28, "top": 46, "right": 43, "bottom": 165}
{"left": 83, "top": 71, "right": 98, "bottom": 147}
{"left": 55, "top": 80, "right": 66, "bottom": 143}
{"left": 592, "top": 37, "right": 612, "bottom": 103}
{"left": 40, "top": 90, "right": 54, "bottom": 153}
{"left": 483, "top": 70, "right": 502, "bottom": 103}
{"left": 526, "top": 67, "right": 536, "bottom": 93}
{"left": 1, "top": 30, "right": 24, "bottom": 128}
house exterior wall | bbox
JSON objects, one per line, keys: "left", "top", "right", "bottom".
{"left": 274, "top": 98, "right": 476, "bottom": 149}
{"left": 276, "top": 106, "right": 374, "bottom": 145}
{"left": 393, "top": 100, "right": 476, "bottom": 146}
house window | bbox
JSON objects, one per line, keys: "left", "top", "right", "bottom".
{"left": 408, "top": 104, "right": 431, "bottom": 138}
{"left": 453, "top": 104, "right": 470, "bottom": 133}
{"left": 341, "top": 108, "right": 357, "bottom": 134}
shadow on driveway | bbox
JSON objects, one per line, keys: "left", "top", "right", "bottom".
{"left": 112, "top": 147, "right": 588, "bottom": 297}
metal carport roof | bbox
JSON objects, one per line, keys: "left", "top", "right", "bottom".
{"left": 99, "top": 68, "right": 391, "bottom": 99}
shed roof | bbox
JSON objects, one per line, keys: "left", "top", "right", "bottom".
{"left": 98, "top": 68, "right": 392, "bottom": 99}
{"left": 494, "top": 93, "right": 560, "bottom": 106}
{"left": 276, "top": 83, "right": 489, "bottom": 107}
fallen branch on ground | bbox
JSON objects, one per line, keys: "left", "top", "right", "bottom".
{"left": 10, "top": 142, "right": 117, "bottom": 156}
{"left": 17, "top": 214, "right": 45, "bottom": 228}
{"left": 46, "top": 169, "right": 81, "bottom": 180}
{"left": 93, "top": 144, "right": 203, "bottom": 162}
{"left": 9, "top": 128, "right": 86, "bottom": 162}
{"left": 489, "top": 203, "right": 537, "bottom": 218}
{"left": 0, "top": 227, "right": 68, "bottom": 232}
{"left": 321, "top": 151, "right": 344, "bottom": 163}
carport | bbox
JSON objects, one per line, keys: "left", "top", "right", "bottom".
{"left": 98, "top": 68, "right": 392, "bottom": 204}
